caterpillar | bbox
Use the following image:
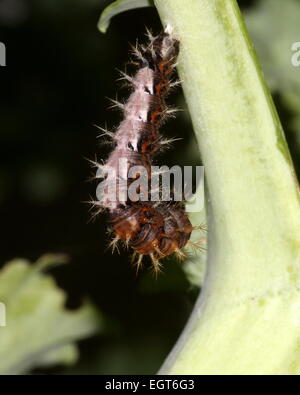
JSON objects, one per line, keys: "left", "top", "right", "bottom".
{"left": 94, "top": 27, "right": 199, "bottom": 273}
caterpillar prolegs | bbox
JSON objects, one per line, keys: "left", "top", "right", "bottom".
{"left": 94, "top": 27, "right": 200, "bottom": 273}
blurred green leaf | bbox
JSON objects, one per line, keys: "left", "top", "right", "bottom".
{"left": 33, "top": 344, "right": 79, "bottom": 368}
{"left": 0, "top": 255, "right": 102, "bottom": 374}
{"left": 244, "top": 0, "right": 300, "bottom": 115}
{"left": 98, "top": 0, "right": 153, "bottom": 33}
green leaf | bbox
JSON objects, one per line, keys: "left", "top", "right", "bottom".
{"left": 33, "top": 344, "right": 79, "bottom": 368}
{"left": 98, "top": 0, "right": 153, "bottom": 33}
{"left": 244, "top": 0, "right": 300, "bottom": 115}
{"left": 0, "top": 255, "right": 102, "bottom": 374}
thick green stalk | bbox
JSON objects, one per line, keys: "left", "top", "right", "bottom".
{"left": 154, "top": 0, "right": 300, "bottom": 375}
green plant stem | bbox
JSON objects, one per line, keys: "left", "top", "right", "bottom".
{"left": 154, "top": 0, "right": 300, "bottom": 375}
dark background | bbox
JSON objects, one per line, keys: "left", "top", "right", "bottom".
{"left": 0, "top": 0, "right": 298, "bottom": 374}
